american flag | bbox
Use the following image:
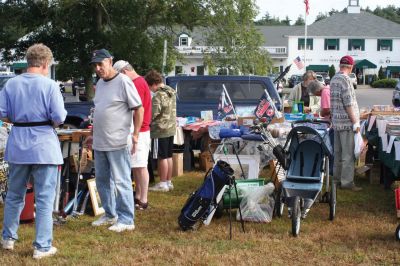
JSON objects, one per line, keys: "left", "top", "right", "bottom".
{"left": 304, "top": 0, "right": 310, "bottom": 15}
{"left": 293, "top": 56, "right": 304, "bottom": 70}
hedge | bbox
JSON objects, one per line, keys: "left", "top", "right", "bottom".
{"left": 371, "top": 78, "right": 398, "bottom": 88}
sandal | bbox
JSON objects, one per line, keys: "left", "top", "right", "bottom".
{"left": 138, "top": 201, "right": 148, "bottom": 210}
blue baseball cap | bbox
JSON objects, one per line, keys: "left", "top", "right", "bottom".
{"left": 90, "top": 49, "right": 113, "bottom": 64}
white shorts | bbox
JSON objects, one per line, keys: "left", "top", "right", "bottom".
{"left": 131, "top": 131, "right": 151, "bottom": 168}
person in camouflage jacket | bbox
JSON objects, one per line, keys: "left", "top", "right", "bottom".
{"left": 145, "top": 70, "right": 176, "bottom": 192}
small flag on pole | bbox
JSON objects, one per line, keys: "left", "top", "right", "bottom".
{"left": 254, "top": 89, "right": 282, "bottom": 122}
{"left": 217, "top": 86, "right": 236, "bottom": 120}
{"left": 293, "top": 56, "right": 305, "bottom": 70}
{"left": 304, "top": 0, "right": 310, "bottom": 15}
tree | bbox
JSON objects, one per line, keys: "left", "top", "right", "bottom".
{"left": 329, "top": 64, "right": 336, "bottom": 79}
{"left": 204, "top": 0, "right": 272, "bottom": 75}
{"left": 254, "top": 11, "right": 289, "bottom": 26}
{"left": 378, "top": 66, "right": 385, "bottom": 80}
{"left": 315, "top": 12, "right": 328, "bottom": 22}
{"left": 294, "top": 15, "right": 305, "bottom": 26}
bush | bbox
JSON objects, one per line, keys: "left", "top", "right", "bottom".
{"left": 371, "top": 78, "right": 397, "bottom": 88}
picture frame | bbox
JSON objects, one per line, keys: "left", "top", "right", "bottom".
{"left": 212, "top": 154, "right": 260, "bottom": 180}
{"left": 87, "top": 178, "right": 104, "bottom": 216}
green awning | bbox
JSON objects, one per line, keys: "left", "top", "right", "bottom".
{"left": 306, "top": 65, "right": 330, "bottom": 72}
{"left": 326, "top": 39, "right": 338, "bottom": 46}
{"left": 387, "top": 66, "right": 400, "bottom": 72}
{"left": 355, "top": 59, "right": 377, "bottom": 69}
{"left": 11, "top": 62, "right": 27, "bottom": 69}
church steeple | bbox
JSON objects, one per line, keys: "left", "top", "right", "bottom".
{"left": 348, "top": 0, "right": 361, "bottom": 14}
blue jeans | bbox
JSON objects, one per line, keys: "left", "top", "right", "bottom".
{"left": 2, "top": 164, "right": 58, "bottom": 251}
{"left": 94, "top": 147, "right": 134, "bottom": 225}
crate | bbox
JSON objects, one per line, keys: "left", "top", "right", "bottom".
{"left": 199, "top": 151, "right": 214, "bottom": 171}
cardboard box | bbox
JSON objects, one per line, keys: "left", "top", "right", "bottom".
{"left": 172, "top": 153, "right": 183, "bottom": 177}
{"left": 237, "top": 116, "right": 255, "bottom": 126}
{"left": 199, "top": 152, "right": 214, "bottom": 171}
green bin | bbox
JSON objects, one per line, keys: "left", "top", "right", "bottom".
{"left": 222, "top": 178, "right": 266, "bottom": 208}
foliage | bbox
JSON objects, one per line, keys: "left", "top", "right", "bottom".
{"left": 204, "top": 0, "right": 272, "bottom": 75}
{"left": 371, "top": 78, "right": 397, "bottom": 88}
{"left": 378, "top": 66, "right": 385, "bottom": 80}
{"left": 329, "top": 64, "right": 336, "bottom": 79}
{"left": 293, "top": 15, "right": 305, "bottom": 26}
{"left": 254, "top": 12, "right": 290, "bottom": 26}
{"left": 371, "top": 5, "right": 400, "bottom": 24}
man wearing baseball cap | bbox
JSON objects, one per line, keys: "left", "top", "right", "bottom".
{"left": 330, "top": 55, "right": 361, "bottom": 191}
{"left": 86, "top": 49, "right": 144, "bottom": 232}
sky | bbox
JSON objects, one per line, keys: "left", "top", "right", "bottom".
{"left": 255, "top": 0, "right": 400, "bottom": 24}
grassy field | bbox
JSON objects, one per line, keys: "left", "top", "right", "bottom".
{"left": 0, "top": 170, "right": 399, "bottom": 265}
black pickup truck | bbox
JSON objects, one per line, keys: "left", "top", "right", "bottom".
{"left": 64, "top": 101, "right": 94, "bottom": 128}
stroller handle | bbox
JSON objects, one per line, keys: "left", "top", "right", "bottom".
{"left": 291, "top": 119, "right": 331, "bottom": 128}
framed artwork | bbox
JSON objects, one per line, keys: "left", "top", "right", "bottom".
{"left": 87, "top": 178, "right": 104, "bottom": 216}
{"left": 212, "top": 154, "right": 260, "bottom": 180}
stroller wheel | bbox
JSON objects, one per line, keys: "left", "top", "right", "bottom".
{"left": 329, "top": 181, "right": 337, "bottom": 221}
{"left": 396, "top": 225, "right": 400, "bottom": 241}
{"left": 291, "top": 196, "right": 301, "bottom": 237}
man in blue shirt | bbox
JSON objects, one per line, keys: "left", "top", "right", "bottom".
{"left": 0, "top": 43, "right": 67, "bottom": 259}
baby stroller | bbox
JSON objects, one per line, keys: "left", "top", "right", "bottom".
{"left": 275, "top": 120, "right": 335, "bottom": 237}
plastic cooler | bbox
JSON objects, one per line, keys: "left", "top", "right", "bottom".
{"left": 221, "top": 178, "right": 266, "bottom": 208}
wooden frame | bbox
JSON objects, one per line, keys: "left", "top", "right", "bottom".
{"left": 87, "top": 178, "right": 104, "bottom": 216}
{"left": 212, "top": 154, "right": 260, "bottom": 180}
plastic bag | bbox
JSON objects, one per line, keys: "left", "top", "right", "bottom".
{"left": 236, "top": 183, "right": 275, "bottom": 223}
{"left": 354, "top": 131, "right": 363, "bottom": 159}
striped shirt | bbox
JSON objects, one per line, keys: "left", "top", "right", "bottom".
{"left": 330, "top": 72, "right": 359, "bottom": 131}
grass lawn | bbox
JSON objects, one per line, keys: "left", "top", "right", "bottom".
{"left": 0, "top": 171, "right": 399, "bottom": 265}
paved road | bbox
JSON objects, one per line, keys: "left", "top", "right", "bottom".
{"left": 355, "top": 85, "right": 392, "bottom": 108}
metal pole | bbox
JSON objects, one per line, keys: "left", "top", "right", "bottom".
{"left": 304, "top": 8, "right": 307, "bottom": 70}
{"left": 162, "top": 39, "right": 167, "bottom": 76}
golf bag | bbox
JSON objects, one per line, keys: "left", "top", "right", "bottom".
{"left": 178, "top": 160, "right": 234, "bottom": 231}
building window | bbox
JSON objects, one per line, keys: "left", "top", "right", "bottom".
{"left": 324, "top": 39, "right": 340, "bottom": 50}
{"left": 348, "top": 39, "right": 365, "bottom": 51}
{"left": 377, "top": 39, "right": 392, "bottom": 51}
{"left": 298, "top": 38, "right": 313, "bottom": 50}
{"left": 180, "top": 37, "right": 188, "bottom": 47}
{"left": 175, "top": 66, "right": 183, "bottom": 75}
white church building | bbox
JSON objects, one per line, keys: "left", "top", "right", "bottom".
{"left": 170, "top": 0, "right": 400, "bottom": 80}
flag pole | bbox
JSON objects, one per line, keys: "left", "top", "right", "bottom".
{"left": 222, "top": 84, "right": 238, "bottom": 120}
{"left": 304, "top": 2, "right": 307, "bottom": 72}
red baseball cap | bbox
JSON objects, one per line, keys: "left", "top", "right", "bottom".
{"left": 340, "top": 55, "right": 354, "bottom": 66}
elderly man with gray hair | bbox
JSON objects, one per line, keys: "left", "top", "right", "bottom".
{"left": 307, "top": 80, "right": 331, "bottom": 119}
{"left": 330, "top": 55, "right": 361, "bottom": 191}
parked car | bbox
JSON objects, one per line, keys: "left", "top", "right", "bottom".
{"left": 72, "top": 79, "right": 85, "bottom": 96}
{"left": 289, "top": 75, "right": 302, "bottom": 88}
{"left": 316, "top": 74, "right": 326, "bottom": 86}
{"left": 165, "top": 75, "right": 282, "bottom": 118}
{"left": 0, "top": 72, "right": 16, "bottom": 91}
{"left": 348, "top": 73, "right": 357, "bottom": 89}
{"left": 317, "top": 72, "right": 330, "bottom": 85}
{"left": 392, "top": 80, "right": 400, "bottom": 107}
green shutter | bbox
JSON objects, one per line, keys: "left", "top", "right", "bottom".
{"left": 307, "top": 38, "right": 313, "bottom": 50}
{"left": 377, "top": 39, "right": 380, "bottom": 51}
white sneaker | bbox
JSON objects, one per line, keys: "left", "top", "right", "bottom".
{"left": 167, "top": 182, "right": 174, "bottom": 191}
{"left": 108, "top": 223, "right": 135, "bottom": 233}
{"left": 91, "top": 215, "right": 117, "bottom": 226}
{"left": 1, "top": 239, "right": 15, "bottom": 250}
{"left": 149, "top": 182, "right": 169, "bottom": 192}
{"left": 33, "top": 246, "right": 57, "bottom": 259}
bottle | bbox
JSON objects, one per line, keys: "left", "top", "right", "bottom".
{"left": 292, "top": 102, "right": 298, "bottom": 114}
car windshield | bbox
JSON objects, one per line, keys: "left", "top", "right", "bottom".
{"left": 176, "top": 81, "right": 265, "bottom": 101}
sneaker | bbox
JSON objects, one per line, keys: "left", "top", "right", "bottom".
{"left": 138, "top": 201, "right": 148, "bottom": 210}
{"left": 91, "top": 215, "right": 117, "bottom": 226}
{"left": 1, "top": 239, "right": 15, "bottom": 250}
{"left": 149, "top": 182, "right": 169, "bottom": 192}
{"left": 33, "top": 246, "right": 57, "bottom": 259}
{"left": 167, "top": 182, "right": 174, "bottom": 191}
{"left": 108, "top": 223, "right": 135, "bottom": 233}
